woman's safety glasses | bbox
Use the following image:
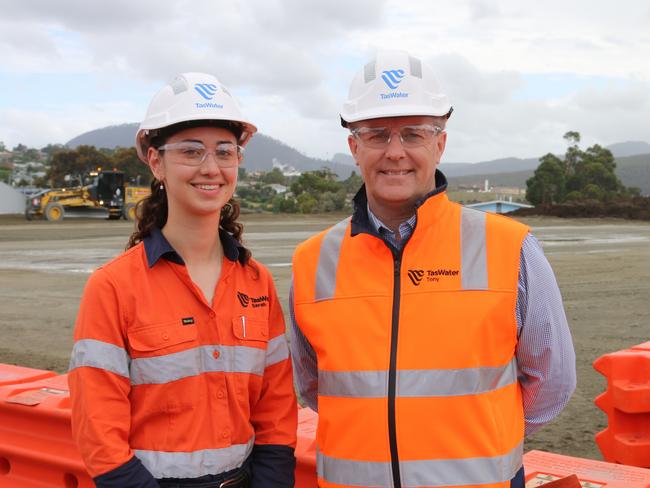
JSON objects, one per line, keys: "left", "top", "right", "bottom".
{"left": 157, "top": 141, "right": 243, "bottom": 167}
{"left": 350, "top": 124, "right": 444, "bottom": 149}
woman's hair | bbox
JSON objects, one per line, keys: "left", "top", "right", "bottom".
{"left": 126, "top": 120, "right": 253, "bottom": 268}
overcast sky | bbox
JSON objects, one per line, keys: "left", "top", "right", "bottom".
{"left": 1, "top": 0, "right": 649, "bottom": 164}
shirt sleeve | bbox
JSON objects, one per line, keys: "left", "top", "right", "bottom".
{"left": 516, "top": 233, "right": 577, "bottom": 436}
{"left": 68, "top": 268, "right": 158, "bottom": 486}
{"left": 288, "top": 283, "right": 319, "bottom": 412}
{"left": 248, "top": 271, "right": 297, "bottom": 487}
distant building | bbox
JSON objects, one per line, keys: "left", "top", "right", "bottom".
{"left": 268, "top": 184, "right": 288, "bottom": 194}
{"left": 465, "top": 199, "right": 532, "bottom": 215}
{"left": 272, "top": 158, "right": 301, "bottom": 177}
{"left": 11, "top": 161, "right": 47, "bottom": 186}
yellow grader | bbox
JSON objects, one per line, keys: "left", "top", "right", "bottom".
{"left": 25, "top": 170, "right": 150, "bottom": 222}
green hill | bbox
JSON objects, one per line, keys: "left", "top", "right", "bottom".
{"left": 447, "top": 154, "right": 650, "bottom": 197}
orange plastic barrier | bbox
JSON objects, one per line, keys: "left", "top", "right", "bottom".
{"left": 295, "top": 407, "right": 318, "bottom": 487}
{"left": 593, "top": 341, "right": 650, "bottom": 468}
{"left": 523, "top": 450, "right": 650, "bottom": 487}
{"left": 0, "top": 363, "right": 56, "bottom": 386}
{"left": 0, "top": 369, "right": 94, "bottom": 487}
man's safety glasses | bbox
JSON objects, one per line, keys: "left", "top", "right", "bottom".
{"left": 157, "top": 141, "right": 243, "bottom": 167}
{"left": 350, "top": 124, "right": 444, "bottom": 149}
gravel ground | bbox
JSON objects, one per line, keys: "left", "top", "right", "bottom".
{"left": 1, "top": 213, "right": 649, "bottom": 461}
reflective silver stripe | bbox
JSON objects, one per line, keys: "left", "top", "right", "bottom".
{"left": 314, "top": 217, "right": 350, "bottom": 301}
{"left": 317, "top": 442, "right": 522, "bottom": 487}
{"left": 319, "top": 370, "right": 387, "bottom": 398}
{"left": 397, "top": 358, "right": 517, "bottom": 397}
{"left": 317, "top": 448, "right": 392, "bottom": 487}
{"left": 136, "top": 437, "right": 254, "bottom": 479}
{"left": 68, "top": 339, "right": 130, "bottom": 378}
{"left": 461, "top": 207, "right": 488, "bottom": 290}
{"left": 265, "top": 334, "right": 289, "bottom": 367}
{"left": 401, "top": 441, "right": 523, "bottom": 487}
{"left": 318, "top": 359, "right": 516, "bottom": 398}
{"left": 130, "top": 345, "right": 266, "bottom": 385}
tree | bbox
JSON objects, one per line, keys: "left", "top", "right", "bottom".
{"left": 0, "top": 141, "right": 6, "bottom": 152}
{"left": 297, "top": 192, "right": 318, "bottom": 213}
{"left": 526, "top": 131, "right": 630, "bottom": 206}
{"left": 526, "top": 154, "right": 566, "bottom": 205}
{"left": 47, "top": 145, "right": 111, "bottom": 187}
{"left": 112, "top": 147, "right": 150, "bottom": 185}
{"left": 261, "top": 168, "right": 286, "bottom": 185}
{"left": 40, "top": 144, "right": 65, "bottom": 162}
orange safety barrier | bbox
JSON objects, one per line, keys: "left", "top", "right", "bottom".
{"left": 523, "top": 450, "right": 650, "bottom": 487}
{"left": 295, "top": 407, "right": 318, "bottom": 487}
{"left": 0, "top": 363, "right": 56, "bottom": 386}
{"left": 4, "top": 362, "right": 649, "bottom": 487}
{"left": 0, "top": 368, "right": 94, "bottom": 487}
{"left": 0, "top": 364, "right": 321, "bottom": 487}
{"left": 593, "top": 341, "right": 650, "bottom": 468}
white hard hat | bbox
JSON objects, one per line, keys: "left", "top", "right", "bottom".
{"left": 136, "top": 72, "right": 257, "bottom": 162}
{"left": 340, "top": 50, "right": 453, "bottom": 127}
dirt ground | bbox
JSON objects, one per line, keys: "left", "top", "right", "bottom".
{"left": 0, "top": 213, "right": 649, "bottom": 461}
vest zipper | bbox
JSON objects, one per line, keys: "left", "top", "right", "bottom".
{"left": 388, "top": 250, "right": 402, "bottom": 488}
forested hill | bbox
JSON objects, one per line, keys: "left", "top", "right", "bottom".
{"left": 66, "top": 123, "right": 356, "bottom": 177}
{"left": 447, "top": 153, "right": 650, "bottom": 196}
{"left": 67, "top": 124, "right": 650, "bottom": 191}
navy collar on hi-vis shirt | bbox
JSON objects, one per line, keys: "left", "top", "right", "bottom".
{"left": 143, "top": 227, "right": 247, "bottom": 268}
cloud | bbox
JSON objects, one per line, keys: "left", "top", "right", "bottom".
{"left": 429, "top": 53, "right": 524, "bottom": 105}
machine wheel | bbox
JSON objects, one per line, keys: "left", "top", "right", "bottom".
{"left": 24, "top": 209, "right": 34, "bottom": 221}
{"left": 123, "top": 203, "right": 137, "bottom": 222}
{"left": 44, "top": 203, "right": 65, "bottom": 222}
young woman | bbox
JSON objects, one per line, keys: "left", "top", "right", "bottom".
{"left": 69, "top": 73, "right": 297, "bottom": 488}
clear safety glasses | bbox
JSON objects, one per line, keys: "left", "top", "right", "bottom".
{"left": 350, "top": 124, "right": 444, "bottom": 149}
{"left": 157, "top": 141, "right": 244, "bottom": 167}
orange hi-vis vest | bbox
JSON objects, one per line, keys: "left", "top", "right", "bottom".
{"left": 292, "top": 189, "right": 530, "bottom": 488}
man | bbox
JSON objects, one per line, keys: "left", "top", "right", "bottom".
{"left": 290, "top": 50, "right": 576, "bottom": 488}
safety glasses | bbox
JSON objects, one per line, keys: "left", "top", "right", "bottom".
{"left": 350, "top": 124, "right": 444, "bottom": 149}
{"left": 157, "top": 141, "right": 243, "bottom": 167}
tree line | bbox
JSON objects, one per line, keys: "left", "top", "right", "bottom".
{"left": 8, "top": 142, "right": 364, "bottom": 214}
{"left": 526, "top": 132, "right": 640, "bottom": 206}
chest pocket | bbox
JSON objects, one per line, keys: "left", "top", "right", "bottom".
{"left": 232, "top": 317, "right": 268, "bottom": 376}
{"left": 128, "top": 322, "right": 200, "bottom": 385}
{"left": 128, "top": 321, "right": 198, "bottom": 356}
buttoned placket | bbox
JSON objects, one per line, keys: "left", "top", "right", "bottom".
{"left": 165, "top": 257, "right": 235, "bottom": 443}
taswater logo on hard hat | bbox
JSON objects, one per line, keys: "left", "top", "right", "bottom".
{"left": 381, "top": 69, "right": 406, "bottom": 90}
{"left": 194, "top": 83, "right": 218, "bottom": 100}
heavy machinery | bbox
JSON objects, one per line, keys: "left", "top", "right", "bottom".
{"left": 24, "top": 170, "right": 150, "bottom": 222}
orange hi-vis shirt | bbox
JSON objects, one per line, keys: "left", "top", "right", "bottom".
{"left": 69, "top": 228, "right": 297, "bottom": 480}
{"left": 292, "top": 189, "right": 529, "bottom": 488}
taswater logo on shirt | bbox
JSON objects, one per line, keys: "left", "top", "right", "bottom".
{"left": 237, "top": 292, "right": 270, "bottom": 308}
{"left": 407, "top": 268, "right": 459, "bottom": 286}
{"left": 381, "top": 69, "right": 405, "bottom": 89}
{"left": 407, "top": 269, "right": 425, "bottom": 286}
{"left": 194, "top": 83, "right": 218, "bottom": 100}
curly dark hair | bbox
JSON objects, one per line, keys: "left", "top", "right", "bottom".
{"left": 126, "top": 121, "right": 253, "bottom": 269}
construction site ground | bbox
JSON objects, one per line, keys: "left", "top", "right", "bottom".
{"left": 1, "top": 213, "right": 649, "bottom": 461}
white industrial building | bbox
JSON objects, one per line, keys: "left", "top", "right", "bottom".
{"left": 0, "top": 181, "right": 26, "bottom": 214}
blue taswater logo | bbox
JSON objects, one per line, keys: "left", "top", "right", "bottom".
{"left": 194, "top": 83, "right": 218, "bottom": 100}
{"left": 381, "top": 69, "right": 405, "bottom": 89}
